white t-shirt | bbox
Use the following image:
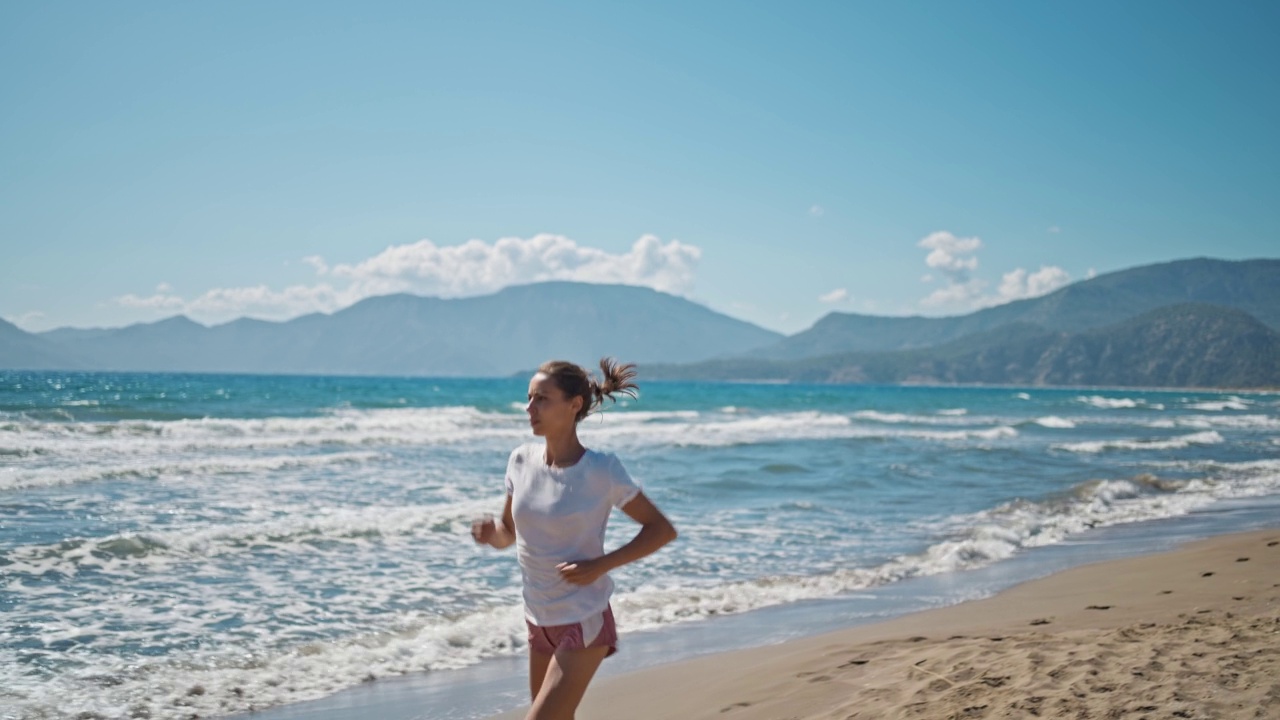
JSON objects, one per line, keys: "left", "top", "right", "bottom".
{"left": 504, "top": 443, "right": 642, "bottom": 626}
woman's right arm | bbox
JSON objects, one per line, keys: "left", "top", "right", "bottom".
{"left": 471, "top": 494, "right": 516, "bottom": 549}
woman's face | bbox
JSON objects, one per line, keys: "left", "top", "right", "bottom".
{"left": 526, "top": 373, "right": 582, "bottom": 437}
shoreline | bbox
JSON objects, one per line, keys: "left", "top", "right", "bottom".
{"left": 489, "top": 528, "right": 1280, "bottom": 719}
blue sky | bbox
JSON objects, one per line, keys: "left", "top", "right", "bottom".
{"left": 2, "top": 1, "right": 1277, "bottom": 334}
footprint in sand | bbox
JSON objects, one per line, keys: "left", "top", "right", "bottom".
{"left": 1201, "top": 572, "right": 1214, "bottom": 577}
{"left": 1030, "top": 618, "right": 1052, "bottom": 625}
{"left": 1237, "top": 557, "right": 1250, "bottom": 562}
{"left": 720, "top": 701, "right": 752, "bottom": 713}
{"left": 1086, "top": 605, "right": 1112, "bottom": 610}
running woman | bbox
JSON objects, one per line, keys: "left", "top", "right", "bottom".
{"left": 472, "top": 358, "right": 677, "bottom": 720}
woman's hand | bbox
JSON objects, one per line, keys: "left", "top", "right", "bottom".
{"left": 471, "top": 498, "right": 517, "bottom": 549}
{"left": 556, "top": 558, "right": 609, "bottom": 586}
{"left": 471, "top": 515, "right": 498, "bottom": 545}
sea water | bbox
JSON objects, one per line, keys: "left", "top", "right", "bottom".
{"left": 2, "top": 371, "right": 1278, "bottom": 720}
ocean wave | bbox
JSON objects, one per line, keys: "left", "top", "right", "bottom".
{"left": 1164, "top": 414, "right": 1280, "bottom": 430}
{"left": 622, "top": 459, "right": 1280, "bottom": 628}
{"left": 1053, "top": 431, "right": 1224, "bottom": 453}
{"left": 852, "top": 410, "right": 979, "bottom": 426}
{"left": 1076, "top": 395, "right": 1164, "bottom": 410}
{"left": 0, "top": 406, "right": 521, "bottom": 447}
{"left": 3, "top": 409, "right": 1027, "bottom": 475}
{"left": 0, "top": 602, "right": 530, "bottom": 720}
{"left": 0, "top": 406, "right": 884, "bottom": 460}
{"left": 1033, "top": 416, "right": 1076, "bottom": 429}
{"left": 590, "top": 412, "right": 1020, "bottom": 447}
{"left": 1183, "top": 396, "right": 1252, "bottom": 411}
{"left": 1, "top": 497, "right": 497, "bottom": 574}
{"left": 0, "top": 450, "right": 387, "bottom": 491}
{"left": 1, "top": 407, "right": 1027, "bottom": 494}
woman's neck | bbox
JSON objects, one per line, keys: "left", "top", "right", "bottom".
{"left": 542, "top": 431, "right": 586, "bottom": 468}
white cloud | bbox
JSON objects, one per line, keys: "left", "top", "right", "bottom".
{"left": 329, "top": 234, "right": 700, "bottom": 298}
{"left": 302, "top": 256, "right": 329, "bottom": 274}
{"left": 916, "top": 230, "right": 1074, "bottom": 312}
{"left": 116, "top": 291, "right": 186, "bottom": 311}
{"left": 4, "top": 311, "right": 46, "bottom": 330}
{"left": 112, "top": 234, "right": 702, "bottom": 325}
{"left": 187, "top": 284, "right": 349, "bottom": 319}
{"left": 1047, "top": 226, "right": 1061, "bottom": 234}
{"left": 921, "top": 279, "right": 988, "bottom": 307}
{"left": 818, "top": 288, "right": 849, "bottom": 303}
{"left": 809, "top": 205, "right": 824, "bottom": 217}
{"left": 918, "top": 231, "right": 981, "bottom": 281}
{"left": 156, "top": 282, "right": 174, "bottom": 293}
{"left": 1086, "top": 268, "right": 1098, "bottom": 279}
{"left": 991, "top": 266, "right": 1072, "bottom": 304}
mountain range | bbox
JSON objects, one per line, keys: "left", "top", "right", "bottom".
{"left": 643, "top": 303, "right": 1280, "bottom": 388}
{"left": 2, "top": 257, "right": 1277, "bottom": 388}
{"left": 0, "top": 282, "right": 781, "bottom": 377}
{"left": 751, "top": 257, "right": 1280, "bottom": 358}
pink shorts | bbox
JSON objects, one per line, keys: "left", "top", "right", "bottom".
{"left": 527, "top": 605, "right": 618, "bottom": 657}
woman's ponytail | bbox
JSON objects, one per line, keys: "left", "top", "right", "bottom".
{"left": 591, "top": 357, "right": 638, "bottom": 414}
{"left": 538, "top": 357, "right": 638, "bottom": 422}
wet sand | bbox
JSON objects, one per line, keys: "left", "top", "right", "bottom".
{"left": 490, "top": 529, "right": 1280, "bottom": 719}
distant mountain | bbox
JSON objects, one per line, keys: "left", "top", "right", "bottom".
{"left": 2, "top": 282, "right": 782, "bottom": 376}
{"left": 643, "top": 304, "right": 1280, "bottom": 389}
{"left": 756, "top": 258, "right": 1280, "bottom": 359}
{"left": 0, "top": 318, "right": 88, "bottom": 370}
{"left": 6, "top": 259, "right": 1277, "bottom": 387}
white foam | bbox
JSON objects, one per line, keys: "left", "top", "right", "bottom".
{"left": 1076, "top": 395, "right": 1163, "bottom": 410}
{"left": 570, "top": 410, "right": 1023, "bottom": 449}
{"left": 1165, "top": 414, "right": 1280, "bottom": 430}
{"left": 1078, "top": 395, "right": 1140, "bottom": 409}
{"left": 1185, "top": 398, "right": 1252, "bottom": 411}
{"left": 1054, "top": 431, "right": 1224, "bottom": 453}
{"left": 1034, "top": 416, "right": 1076, "bottom": 429}
{"left": 0, "top": 603, "right": 530, "bottom": 720}
{"left": 851, "top": 410, "right": 981, "bottom": 426}
{"left": 1, "top": 407, "right": 1029, "bottom": 496}
{"left": 0, "top": 450, "right": 387, "bottom": 491}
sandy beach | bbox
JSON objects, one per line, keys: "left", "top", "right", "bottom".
{"left": 490, "top": 529, "right": 1280, "bottom": 720}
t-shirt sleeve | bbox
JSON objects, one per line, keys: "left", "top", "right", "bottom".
{"left": 504, "top": 446, "right": 523, "bottom": 496}
{"left": 605, "top": 453, "right": 643, "bottom": 509}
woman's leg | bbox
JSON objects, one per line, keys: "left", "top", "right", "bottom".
{"left": 525, "top": 645, "right": 609, "bottom": 720}
{"left": 528, "top": 647, "right": 553, "bottom": 700}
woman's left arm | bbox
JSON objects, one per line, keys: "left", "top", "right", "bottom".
{"left": 556, "top": 493, "right": 677, "bottom": 586}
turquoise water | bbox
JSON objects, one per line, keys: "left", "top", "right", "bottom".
{"left": 2, "top": 371, "right": 1279, "bottom": 720}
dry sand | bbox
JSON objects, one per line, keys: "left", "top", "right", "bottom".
{"left": 491, "top": 529, "right": 1280, "bottom": 719}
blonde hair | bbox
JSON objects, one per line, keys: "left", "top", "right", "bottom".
{"left": 537, "top": 357, "right": 638, "bottom": 422}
